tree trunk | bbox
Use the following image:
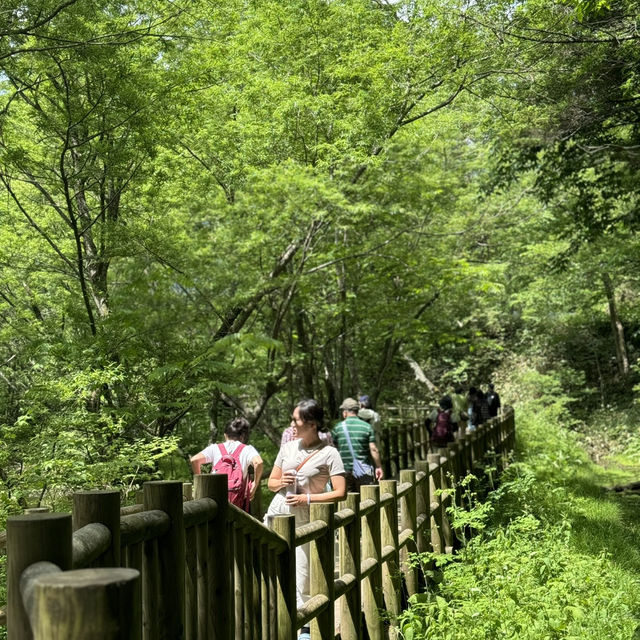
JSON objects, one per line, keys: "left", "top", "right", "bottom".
{"left": 601, "top": 272, "right": 629, "bottom": 378}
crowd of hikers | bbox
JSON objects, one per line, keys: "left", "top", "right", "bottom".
{"left": 189, "top": 385, "right": 500, "bottom": 639}
{"left": 426, "top": 384, "right": 502, "bottom": 449}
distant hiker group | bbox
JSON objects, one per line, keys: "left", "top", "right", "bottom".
{"left": 426, "top": 384, "right": 501, "bottom": 451}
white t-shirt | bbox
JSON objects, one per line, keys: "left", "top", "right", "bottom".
{"left": 199, "top": 441, "right": 260, "bottom": 479}
{"left": 274, "top": 440, "right": 345, "bottom": 495}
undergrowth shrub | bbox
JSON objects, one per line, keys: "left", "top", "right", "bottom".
{"left": 400, "top": 515, "right": 637, "bottom": 640}
{"left": 398, "top": 363, "right": 640, "bottom": 640}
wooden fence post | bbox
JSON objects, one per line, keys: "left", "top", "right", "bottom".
{"left": 398, "top": 422, "right": 409, "bottom": 471}
{"left": 73, "top": 490, "right": 121, "bottom": 567}
{"left": 28, "top": 568, "right": 140, "bottom": 639}
{"left": 413, "top": 408, "right": 426, "bottom": 460}
{"left": 399, "top": 470, "right": 418, "bottom": 598}
{"left": 7, "top": 513, "right": 73, "bottom": 640}
{"left": 272, "top": 515, "right": 296, "bottom": 640}
{"left": 235, "top": 529, "right": 246, "bottom": 638}
{"left": 143, "top": 481, "right": 185, "bottom": 640}
{"left": 339, "top": 493, "right": 361, "bottom": 640}
{"left": 414, "top": 460, "right": 430, "bottom": 555}
{"left": 361, "top": 485, "right": 384, "bottom": 640}
{"left": 381, "top": 429, "right": 393, "bottom": 480}
{"left": 310, "top": 503, "right": 335, "bottom": 639}
{"left": 379, "top": 479, "right": 401, "bottom": 631}
{"left": 439, "top": 452, "right": 455, "bottom": 553}
{"left": 194, "top": 473, "right": 233, "bottom": 640}
{"left": 426, "top": 454, "right": 443, "bottom": 555}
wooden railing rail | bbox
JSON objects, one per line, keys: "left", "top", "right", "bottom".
{"left": 1, "top": 408, "right": 515, "bottom": 639}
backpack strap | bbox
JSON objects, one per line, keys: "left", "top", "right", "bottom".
{"left": 296, "top": 448, "right": 321, "bottom": 472}
{"left": 341, "top": 423, "right": 361, "bottom": 462}
{"left": 230, "top": 443, "right": 245, "bottom": 463}
{"left": 218, "top": 442, "right": 245, "bottom": 463}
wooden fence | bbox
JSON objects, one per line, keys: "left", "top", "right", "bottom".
{"left": 1, "top": 407, "right": 515, "bottom": 639}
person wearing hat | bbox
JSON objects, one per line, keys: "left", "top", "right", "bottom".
{"left": 357, "top": 394, "right": 381, "bottom": 430}
{"left": 332, "top": 397, "right": 384, "bottom": 491}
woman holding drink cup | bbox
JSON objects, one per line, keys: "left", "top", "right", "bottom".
{"left": 265, "top": 398, "right": 346, "bottom": 629}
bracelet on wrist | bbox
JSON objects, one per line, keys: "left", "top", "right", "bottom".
{"left": 306, "top": 493, "right": 311, "bottom": 506}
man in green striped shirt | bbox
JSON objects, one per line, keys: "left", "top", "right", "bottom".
{"left": 331, "top": 397, "right": 384, "bottom": 491}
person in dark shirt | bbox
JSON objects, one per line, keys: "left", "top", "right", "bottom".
{"left": 487, "top": 383, "right": 501, "bottom": 417}
{"left": 475, "top": 389, "right": 490, "bottom": 426}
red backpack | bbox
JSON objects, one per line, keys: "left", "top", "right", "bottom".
{"left": 213, "top": 443, "right": 250, "bottom": 512}
{"left": 431, "top": 410, "right": 454, "bottom": 446}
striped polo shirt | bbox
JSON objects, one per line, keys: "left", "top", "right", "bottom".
{"left": 331, "top": 416, "right": 375, "bottom": 472}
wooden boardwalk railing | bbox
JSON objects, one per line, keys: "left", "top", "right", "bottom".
{"left": 0, "top": 408, "right": 515, "bottom": 639}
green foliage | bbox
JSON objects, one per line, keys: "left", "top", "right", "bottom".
{"left": 398, "top": 362, "right": 640, "bottom": 639}
{"left": 400, "top": 516, "right": 638, "bottom": 640}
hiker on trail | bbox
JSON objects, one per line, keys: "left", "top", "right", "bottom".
{"left": 487, "top": 383, "right": 501, "bottom": 417}
{"left": 190, "top": 417, "right": 263, "bottom": 513}
{"left": 466, "top": 386, "right": 478, "bottom": 431}
{"left": 264, "top": 398, "right": 346, "bottom": 635}
{"left": 357, "top": 394, "right": 381, "bottom": 430}
{"left": 332, "top": 397, "right": 384, "bottom": 492}
{"left": 475, "top": 389, "right": 491, "bottom": 426}
{"left": 451, "top": 387, "right": 468, "bottom": 429}
{"left": 280, "top": 418, "right": 334, "bottom": 447}
{"left": 425, "top": 395, "right": 459, "bottom": 450}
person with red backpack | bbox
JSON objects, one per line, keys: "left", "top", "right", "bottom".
{"left": 190, "top": 417, "right": 263, "bottom": 513}
{"left": 425, "top": 395, "right": 460, "bottom": 451}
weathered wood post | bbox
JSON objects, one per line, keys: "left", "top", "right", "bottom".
{"left": 310, "top": 502, "right": 335, "bottom": 639}
{"left": 457, "top": 428, "right": 470, "bottom": 478}
{"left": 339, "top": 493, "right": 361, "bottom": 640}
{"left": 194, "top": 473, "right": 233, "bottom": 640}
{"left": 479, "top": 422, "right": 489, "bottom": 462}
{"left": 379, "top": 478, "right": 401, "bottom": 634}
{"left": 27, "top": 567, "right": 140, "bottom": 639}
{"left": 73, "top": 490, "right": 121, "bottom": 567}
{"left": 414, "top": 407, "right": 427, "bottom": 460}
{"left": 7, "top": 513, "right": 73, "bottom": 639}
{"left": 406, "top": 416, "right": 416, "bottom": 468}
{"left": 361, "top": 484, "right": 384, "bottom": 640}
{"left": 498, "top": 414, "right": 510, "bottom": 468}
{"left": 184, "top": 517, "right": 197, "bottom": 640}
{"left": 439, "top": 451, "right": 455, "bottom": 553}
{"left": 381, "top": 428, "right": 393, "bottom": 480}
{"left": 143, "top": 481, "right": 185, "bottom": 640}
{"left": 267, "top": 547, "right": 277, "bottom": 640}
{"left": 426, "top": 454, "right": 443, "bottom": 554}
{"left": 508, "top": 408, "right": 516, "bottom": 452}
{"left": 399, "top": 469, "right": 418, "bottom": 597}
{"left": 462, "top": 429, "right": 473, "bottom": 478}
{"left": 248, "top": 532, "right": 259, "bottom": 640}
{"left": 398, "top": 419, "right": 409, "bottom": 471}
{"left": 235, "top": 531, "right": 246, "bottom": 637}
{"left": 259, "top": 542, "right": 270, "bottom": 640}
{"left": 415, "top": 461, "right": 430, "bottom": 555}
{"left": 272, "top": 515, "right": 297, "bottom": 640}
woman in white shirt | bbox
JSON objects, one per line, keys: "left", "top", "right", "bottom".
{"left": 265, "top": 399, "right": 346, "bottom": 638}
